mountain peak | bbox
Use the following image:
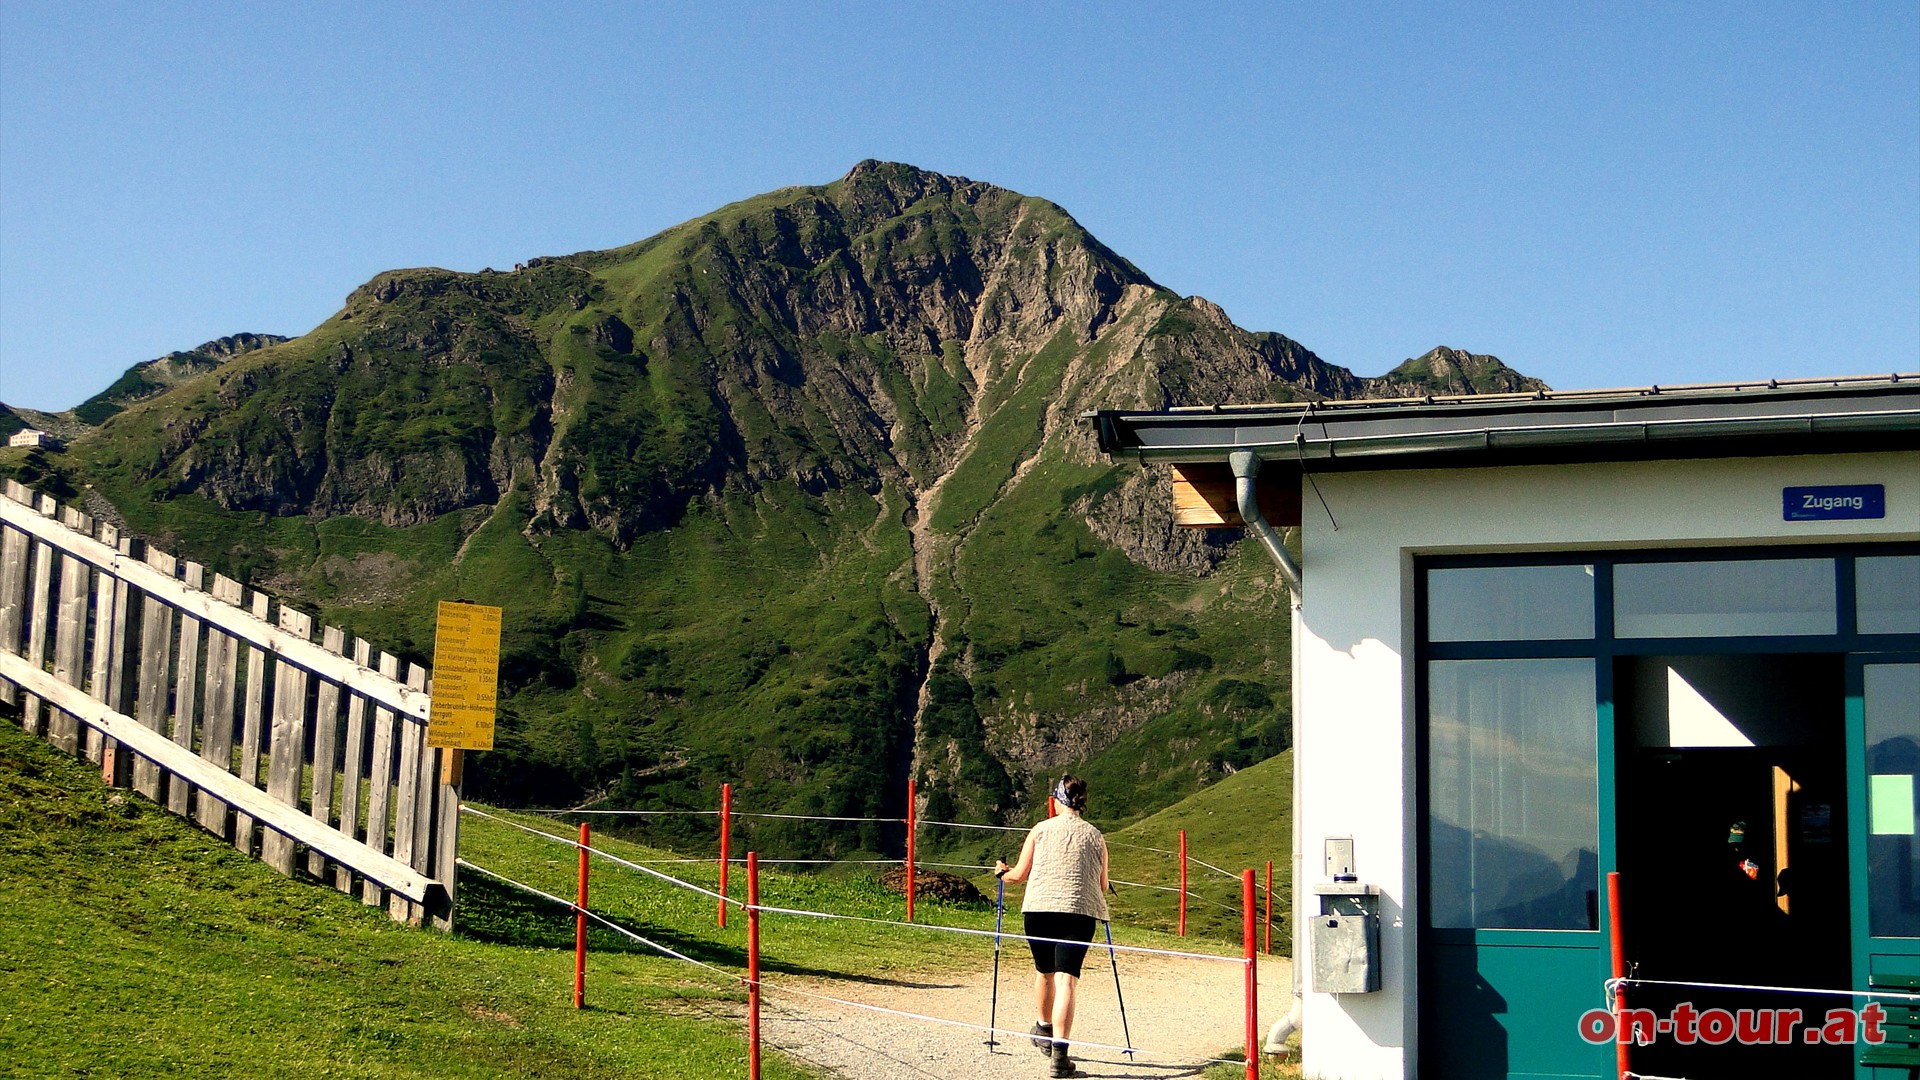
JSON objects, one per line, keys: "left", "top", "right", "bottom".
{"left": 1376, "top": 346, "right": 1549, "bottom": 396}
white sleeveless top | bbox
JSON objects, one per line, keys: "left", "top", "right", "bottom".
{"left": 1020, "top": 811, "right": 1109, "bottom": 921}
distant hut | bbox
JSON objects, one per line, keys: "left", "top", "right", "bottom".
{"left": 7, "top": 430, "right": 57, "bottom": 450}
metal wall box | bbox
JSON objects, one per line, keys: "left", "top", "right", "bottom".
{"left": 1312, "top": 882, "right": 1382, "bottom": 994}
{"left": 1311, "top": 911, "right": 1381, "bottom": 993}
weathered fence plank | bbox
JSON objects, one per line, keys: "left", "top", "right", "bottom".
{"left": 337, "top": 638, "right": 372, "bottom": 895}
{"left": 101, "top": 534, "right": 140, "bottom": 789}
{"left": 50, "top": 507, "right": 92, "bottom": 756}
{"left": 168, "top": 562, "right": 205, "bottom": 818}
{"left": 390, "top": 660, "right": 426, "bottom": 923}
{"left": 21, "top": 494, "right": 58, "bottom": 735}
{"left": 86, "top": 524, "right": 122, "bottom": 775}
{"left": 307, "top": 625, "right": 347, "bottom": 881}
{"left": 234, "top": 591, "right": 272, "bottom": 856}
{"left": 196, "top": 574, "right": 244, "bottom": 838}
{"left": 365, "top": 651, "right": 401, "bottom": 910}
{"left": 131, "top": 546, "right": 176, "bottom": 801}
{"left": 0, "top": 481, "right": 28, "bottom": 705}
{"left": 264, "top": 605, "right": 313, "bottom": 877}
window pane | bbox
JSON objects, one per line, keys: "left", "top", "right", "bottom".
{"left": 1867, "top": 663, "right": 1920, "bottom": 938}
{"left": 1428, "top": 659, "right": 1599, "bottom": 930}
{"left": 1859, "top": 556, "right": 1920, "bottom": 635}
{"left": 1614, "top": 558, "right": 1836, "bottom": 638}
{"left": 1427, "top": 564, "right": 1596, "bottom": 641}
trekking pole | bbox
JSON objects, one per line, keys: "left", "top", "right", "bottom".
{"left": 987, "top": 864, "right": 1006, "bottom": 1051}
{"left": 1104, "top": 920, "right": 1134, "bottom": 1058}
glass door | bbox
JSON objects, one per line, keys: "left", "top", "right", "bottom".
{"left": 1850, "top": 655, "right": 1920, "bottom": 1079}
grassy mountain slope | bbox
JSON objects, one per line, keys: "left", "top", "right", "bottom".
{"left": 4, "top": 161, "right": 1541, "bottom": 858}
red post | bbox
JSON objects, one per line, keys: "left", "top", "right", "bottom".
{"left": 905, "top": 777, "right": 917, "bottom": 924}
{"left": 1178, "top": 830, "right": 1189, "bottom": 937}
{"left": 574, "top": 822, "right": 590, "bottom": 1009}
{"left": 747, "top": 851, "right": 761, "bottom": 1080}
{"left": 1264, "top": 859, "right": 1274, "bottom": 955}
{"left": 1608, "top": 870, "right": 1628, "bottom": 1080}
{"left": 719, "top": 782, "right": 731, "bottom": 928}
{"left": 1048, "top": 795, "right": 1057, "bottom": 818}
{"left": 1243, "top": 868, "right": 1258, "bottom": 1080}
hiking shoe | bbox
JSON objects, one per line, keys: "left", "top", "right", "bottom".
{"left": 1029, "top": 1021, "right": 1052, "bottom": 1053}
{"left": 1049, "top": 1044, "right": 1077, "bottom": 1077}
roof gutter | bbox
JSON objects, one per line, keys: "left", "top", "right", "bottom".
{"left": 1103, "top": 408, "right": 1920, "bottom": 466}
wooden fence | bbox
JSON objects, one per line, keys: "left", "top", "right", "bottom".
{"left": 0, "top": 480, "right": 457, "bottom": 927}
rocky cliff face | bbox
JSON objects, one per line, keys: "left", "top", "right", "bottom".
{"left": 30, "top": 162, "right": 1545, "bottom": 842}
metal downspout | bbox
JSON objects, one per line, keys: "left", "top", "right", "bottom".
{"left": 1228, "top": 451, "right": 1301, "bottom": 598}
{"left": 1227, "top": 451, "right": 1307, "bottom": 1056}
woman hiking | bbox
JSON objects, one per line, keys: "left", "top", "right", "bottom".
{"left": 995, "top": 774, "right": 1110, "bottom": 1078}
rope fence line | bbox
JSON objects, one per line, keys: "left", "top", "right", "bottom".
{"left": 525, "top": 808, "right": 722, "bottom": 817}
{"left": 917, "top": 818, "right": 1027, "bottom": 833}
{"left": 457, "top": 858, "right": 740, "bottom": 980}
{"left": 462, "top": 805, "right": 742, "bottom": 908}
{"left": 1609, "top": 976, "right": 1920, "bottom": 1003}
{"left": 459, "top": 850, "right": 1263, "bottom": 1080}
{"left": 747, "top": 901, "right": 1249, "bottom": 964}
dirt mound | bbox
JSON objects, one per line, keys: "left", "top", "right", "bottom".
{"left": 881, "top": 866, "right": 987, "bottom": 905}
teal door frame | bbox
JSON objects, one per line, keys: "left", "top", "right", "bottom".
{"left": 1849, "top": 652, "right": 1920, "bottom": 1080}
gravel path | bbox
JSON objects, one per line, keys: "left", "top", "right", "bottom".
{"left": 757, "top": 951, "right": 1292, "bottom": 1080}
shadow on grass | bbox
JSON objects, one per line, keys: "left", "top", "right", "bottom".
{"left": 455, "top": 875, "right": 961, "bottom": 989}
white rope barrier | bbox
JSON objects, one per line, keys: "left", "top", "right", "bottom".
{"left": 747, "top": 901, "right": 1248, "bottom": 964}
{"left": 731, "top": 811, "right": 886, "bottom": 823}
{"left": 525, "top": 808, "right": 721, "bottom": 816}
{"left": 462, "top": 805, "right": 740, "bottom": 907}
{"left": 457, "top": 859, "right": 740, "bottom": 980}
{"left": 917, "top": 818, "right": 1028, "bottom": 833}
{"left": 1612, "top": 976, "right": 1920, "bottom": 1002}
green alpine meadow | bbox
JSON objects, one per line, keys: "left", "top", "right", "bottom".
{"left": 1, "top": 161, "right": 1541, "bottom": 855}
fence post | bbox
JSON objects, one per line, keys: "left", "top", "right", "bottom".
{"left": 1178, "top": 830, "right": 1188, "bottom": 937}
{"left": 719, "top": 782, "right": 731, "bottom": 928}
{"left": 1047, "top": 796, "right": 1056, "bottom": 818}
{"left": 1609, "top": 870, "right": 1628, "bottom": 1080}
{"left": 748, "top": 850, "right": 761, "bottom": 1080}
{"left": 1265, "top": 860, "right": 1273, "bottom": 955}
{"left": 20, "top": 494, "right": 56, "bottom": 736}
{"left": 575, "top": 822, "right": 591, "bottom": 1009}
{"left": 1243, "top": 868, "right": 1258, "bottom": 1080}
{"left": 0, "top": 483, "right": 26, "bottom": 708}
{"left": 905, "top": 776, "right": 916, "bottom": 924}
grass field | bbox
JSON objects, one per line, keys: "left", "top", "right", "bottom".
{"left": 0, "top": 718, "right": 1302, "bottom": 1078}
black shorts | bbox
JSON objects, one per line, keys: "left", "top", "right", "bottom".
{"left": 1024, "top": 911, "right": 1098, "bottom": 977}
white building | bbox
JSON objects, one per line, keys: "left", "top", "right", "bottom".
{"left": 7, "top": 429, "right": 56, "bottom": 449}
{"left": 1095, "top": 375, "right": 1920, "bottom": 1079}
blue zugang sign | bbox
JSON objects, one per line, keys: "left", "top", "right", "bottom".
{"left": 1783, "top": 484, "right": 1886, "bottom": 521}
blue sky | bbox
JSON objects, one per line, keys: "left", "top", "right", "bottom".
{"left": 2, "top": 2, "right": 1915, "bottom": 411}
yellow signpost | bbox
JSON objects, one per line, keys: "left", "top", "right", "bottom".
{"left": 428, "top": 601, "right": 502, "bottom": 779}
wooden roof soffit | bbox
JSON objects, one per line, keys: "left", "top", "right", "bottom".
{"left": 1169, "top": 463, "right": 1302, "bottom": 529}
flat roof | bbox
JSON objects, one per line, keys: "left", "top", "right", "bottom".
{"left": 1092, "top": 373, "right": 1920, "bottom": 472}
